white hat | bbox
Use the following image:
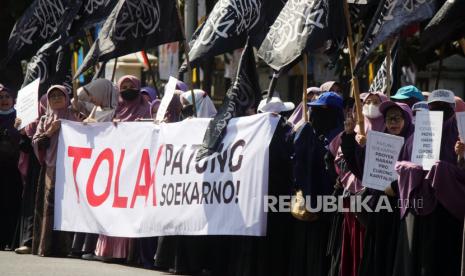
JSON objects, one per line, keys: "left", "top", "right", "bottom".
{"left": 258, "top": 96, "right": 295, "bottom": 113}
{"left": 412, "top": 101, "right": 429, "bottom": 112}
{"left": 428, "top": 89, "right": 456, "bottom": 106}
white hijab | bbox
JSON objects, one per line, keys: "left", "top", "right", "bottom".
{"left": 181, "top": 89, "right": 217, "bottom": 118}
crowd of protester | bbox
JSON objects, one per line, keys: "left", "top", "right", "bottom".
{"left": 0, "top": 76, "right": 464, "bottom": 276}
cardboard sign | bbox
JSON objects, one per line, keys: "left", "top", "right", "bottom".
{"left": 155, "top": 76, "right": 178, "bottom": 122}
{"left": 15, "top": 79, "right": 40, "bottom": 129}
{"left": 411, "top": 111, "right": 443, "bottom": 170}
{"left": 362, "top": 130, "right": 404, "bottom": 191}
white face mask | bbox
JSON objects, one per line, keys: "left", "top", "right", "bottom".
{"left": 362, "top": 104, "right": 382, "bottom": 119}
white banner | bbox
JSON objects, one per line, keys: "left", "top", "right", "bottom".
{"left": 457, "top": 112, "right": 465, "bottom": 158}
{"left": 411, "top": 111, "right": 443, "bottom": 170}
{"left": 362, "top": 130, "right": 404, "bottom": 191}
{"left": 55, "top": 114, "right": 279, "bottom": 237}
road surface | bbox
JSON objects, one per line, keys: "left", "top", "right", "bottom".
{"left": 0, "top": 251, "right": 178, "bottom": 276}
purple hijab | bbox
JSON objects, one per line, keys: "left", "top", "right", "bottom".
{"left": 114, "top": 75, "right": 151, "bottom": 121}
{"left": 150, "top": 99, "right": 161, "bottom": 118}
{"left": 141, "top": 86, "right": 158, "bottom": 101}
{"left": 395, "top": 111, "right": 460, "bottom": 219}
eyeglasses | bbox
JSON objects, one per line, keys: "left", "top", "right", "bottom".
{"left": 386, "top": 115, "right": 403, "bottom": 123}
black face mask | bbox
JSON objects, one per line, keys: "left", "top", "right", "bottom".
{"left": 120, "top": 89, "right": 139, "bottom": 101}
{"left": 429, "top": 102, "right": 455, "bottom": 121}
{"left": 310, "top": 107, "right": 340, "bottom": 135}
{"left": 181, "top": 104, "right": 194, "bottom": 119}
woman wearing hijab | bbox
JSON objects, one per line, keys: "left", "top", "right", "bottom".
{"left": 68, "top": 79, "right": 119, "bottom": 259}
{"left": 153, "top": 91, "right": 196, "bottom": 273}
{"left": 289, "top": 92, "right": 344, "bottom": 276}
{"left": 0, "top": 84, "right": 22, "bottom": 251}
{"left": 327, "top": 92, "right": 388, "bottom": 276}
{"left": 89, "top": 76, "right": 149, "bottom": 263}
{"left": 14, "top": 94, "right": 48, "bottom": 254}
{"left": 226, "top": 97, "right": 294, "bottom": 276}
{"left": 141, "top": 86, "right": 158, "bottom": 103}
{"left": 32, "top": 85, "right": 79, "bottom": 256}
{"left": 342, "top": 100, "right": 414, "bottom": 276}
{"left": 72, "top": 79, "right": 118, "bottom": 122}
{"left": 180, "top": 89, "right": 217, "bottom": 119}
{"left": 393, "top": 89, "right": 464, "bottom": 276}
{"left": 320, "top": 81, "right": 343, "bottom": 96}
{"left": 150, "top": 99, "right": 161, "bottom": 119}
{"left": 114, "top": 75, "right": 151, "bottom": 121}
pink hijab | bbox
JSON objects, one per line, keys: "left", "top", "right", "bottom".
{"left": 33, "top": 85, "right": 79, "bottom": 166}
{"left": 114, "top": 75, "right": 150, "bottom": 121}
{"left": 357, "top": 92, "right": 388, "bottom": 133}
{"left": 335, "top": 92, "right": 388, "bottom": 193}
{"left": 455, "top": 96, "right": 465, "bottom": 112}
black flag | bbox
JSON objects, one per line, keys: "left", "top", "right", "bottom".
{"left": 184, "top": 0, "right": 286, "bottom": 71}
{"left": 68, "top": 0, "right": 117, "bottom": 39}
{"left": 75, "top": 0, "right": 183, "bottom": 77}
{"left": 22, "top": 37, "right": 73, "bottom": 97}
{"left": 354, "top": 0, "right": 436, "bottom": 75}
{"left": 420, "top": 0, "right": 465, "bottom": 52}
{"left": 197, "top": 43, "right": 261, "bottom": 160}
{"left": 4, "top": 0, "right": 81, "bottom": 63}
{"left": 257, "top": 0, "right": 345, "bottom": 72}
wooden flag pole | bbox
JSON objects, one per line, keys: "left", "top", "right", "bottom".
{"left": 386, "top": 39, "right": 392, "bottom": 97}
{"left": 343, "top": 0, "right": 364, "bottom": 135}
{"left": 85, "top": 30, "right": 100, "bottom": 72}
{"left": 302, "top": 53, "right": 309, "bottom": 122}
{"left": 111, "top": 57, "right": 118, "bottom": 83}
{"left": 435, "top": 45, "right": 444, "bottom": 89}
{"left": 175, "top": 0, "right": 197, "bottom": 117}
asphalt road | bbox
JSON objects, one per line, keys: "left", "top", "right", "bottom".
{"left": 0, "top": 251, "right": 177, "bottom": 276}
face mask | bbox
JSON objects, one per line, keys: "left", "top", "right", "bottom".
{"left": 120, "top": 89, "right": 139, "bottom": 101}
{"left": 362, "top": 104, "right": 382, "bottom": 119}
{"left": 429, "top": 103, "right": 455, "bottom": 121}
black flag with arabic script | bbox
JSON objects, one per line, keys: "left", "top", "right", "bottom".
{"left": 22, "top": 37, "right": 73, "bottom": 97}
{"left": 369, "top": 39, "right": 398, "bottom": 94}
{"left": 354, "top": 0, "right": 436, "bottom": 76}
{"left": 68, "top": 0, "right": 118, "bottom": 39}
{"left": 3, "top": 0, "right": 81, "bottom": 64}
{"left": 196, "top": 43, "right": 261, "bottom": 161}
{"left": 257, "top": 0, "right": 345, "bottom": 72}
{"left": 75, "top": 0, "right": 183, "bottom": 78}
{"left": 420, "top": 0, "right": 465, "bottom": 52}
{"left": 182, "top": 0, "right": 286, "bottom": 72}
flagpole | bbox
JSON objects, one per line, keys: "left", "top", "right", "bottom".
{"left": 302, "top": 53, "right": 309, "bottom": 123}
{"left": 386, "top": 40, "right": 392, "bottom": 97}
{"left": 175, "top": 0, "right": 197, "bottom": 117}
{"left": 435, "top": 45, "right": 444, "bottom": 89}
{"left": 266, "top": 71, "right": 280, "bottom": 101}
{"left": 141, "top": 50, "right": 158, "bottom": 88}
{"left": 343, "top": 0, "right": 364, "bottom": 136}
{"left": 85, "top": 30, "right": 100, "bottom": 72}
{"left": 111, "top": 57, "right": 118, "bottom": 83}
{"left": 71, "top": 45, "right": 79, "bottom": 102}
